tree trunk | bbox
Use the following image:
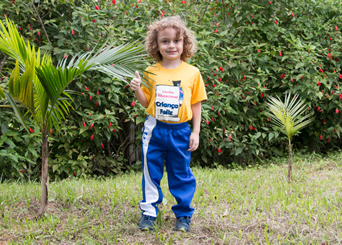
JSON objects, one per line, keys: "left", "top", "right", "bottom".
{"left": 288, "top": 142, "right": 292, "bottom": 183}
{"left": 38, "top": 128, "right": 49, "bottom": 217}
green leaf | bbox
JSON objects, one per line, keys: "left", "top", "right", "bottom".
{"left": 136, "top": 116, "right": 145, "bottom": 125}
{"left": 269, "top": 132, "right": 274, "bottom": 141}
{"left": 28, "top": 146, "right": 38, "bottom": 156}
{"left": 235, "top": 147, "right": 243, "bottom": 155}
{"left": 104, "top": 130, "right": 111, "bottom": 141}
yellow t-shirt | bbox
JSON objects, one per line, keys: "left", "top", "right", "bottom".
{"left": 141, "top": 61, "right": 207, "bottom": 123}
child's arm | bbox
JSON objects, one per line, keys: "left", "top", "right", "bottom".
{"left": 130, "top": 71, "right": 149, "bottom": 107}
{"left": 188, "top": 101, "right": 201, "bottom": 152}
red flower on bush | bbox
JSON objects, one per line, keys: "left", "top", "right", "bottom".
{"left": 320, "top": 135, "right": 323, "bottom": 140}
{"left": 335, "top": 128, "right": 337, "bottom": 132}
{"left": 20, "top": 169, "right": 23, "bottom": 173}
{"left": 214, "top": 29, "right": 218, "bottom": 33}
{"left": 50, "top": 129, "right": 53, "bottom": 134}
{"left": 250, "top": 14, "right": 253, "bottom": 18}
{"left": 206, "top": 120, "right": 209, "bottom": 125}
{"left": 218, "top": 149, "right": 221, "bottom": 153}
{"left": 220, "top": 67, "right": 223, "bottom": 71}
{"left": 269, "top": 1, "right": 272, "bottom": 4}
{"left": 101, "top": 143, "right": 105, "bottom": 149}
{"left": 85, "top": 86, "right": 89, "bottom": 91}
{"left": 74, "top": 172, "right": 76, "bottom": 177}
{"left": 249, "top": 125, "right": 255, "bottom": 130}
{"left": 291, "top": 13, "right": 295, "bottom": 17}
{"left": 336, "top": 108, "right": 339, "bottom": 113}
{"left": 257, "top": 49, "right": 260, "bottom": 52}
{"left": 95, "top": 5, "right": 99, "bottom": 10}
{"left": 336, "top": 26, "right": 338, "bottom": 31}
{"left": 275, "top": 20, "right": 278, "bottom": 24}
{"left": 89, "top": 96, "right": 92, "bottom": 100}
{"left": 228, "top": 136, "right": 231, "bottom": 141}
{"left": 339, "top": 74, "right": 342, "bottom": 79}
{"left": 90, "top": 124, "right": 94, "bottom": 129}
{"left": 131, "top": 100, "right": 135, "bottom": 106}
{"left": 328, "top": 137, "right": 331, "bottom": 142}
{"left": 317, "top": 81, "right": 321, "bottom": 86}
{"left": 291, "top": 77, "right": 293, "bottom": 82}
{"left": 209, "top": 138, "right": 213, "bottom": 141}
{"left": 320, "top": 68, "right": 323, "bottom": 73}
{"left": 95, "top": 102, "right": 98, "bottom": 107}
{"left": 71, "top": 30, "right": 75, "bottom": 35}
{"left": 279, "top": 51, "right": 281, "bottom": 56}
{"left": 38, "top": 31, "right": 40, "bottom": 36}
{"left": 97, "top": 91, "right": 100, "bottom": 95}
{"left": 83, "top": 122, "right": 86, "bottom": 127}
{"left": 340, "top": 94, "right": 342, "bottom": 100}
{"left": 113, "top": 129, "right": 116, "bottom": 132}
{"left": 90, "top": 134, "right": 94, "bottom": 140}
{"left": 328, "top": 53, "right": 332, "bottom": 58}
{"left": 112, "top": 0, "right": 115, "bottom": 4}
{"left": 29, "top": 128, "right": 34, "bottom": 133}
{"left": 93, "top": 19, "right": 96, "bottom": 23}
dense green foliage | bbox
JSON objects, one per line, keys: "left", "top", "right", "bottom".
{"left": 1, "top": 0, "right": 342, "bottom": 180}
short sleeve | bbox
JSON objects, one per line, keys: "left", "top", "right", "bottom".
{"left": 141, "top": 72, "right": 151, "bottom": 104}
{"left": 191, "top": 70, "right": 207, "bottom": 105}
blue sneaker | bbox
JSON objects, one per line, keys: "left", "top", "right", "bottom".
{"left": 138, "top": 215, "right": 156, "bottom": 231}
{"left": 174, "top": 216, "right": 191, "bottom": 232}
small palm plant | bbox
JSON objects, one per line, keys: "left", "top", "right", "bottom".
{"left": 265, "top": 93, "right": 315, "bottom": 183}
{"left": 0, "top": 18, "right": 149, "bottom": 217}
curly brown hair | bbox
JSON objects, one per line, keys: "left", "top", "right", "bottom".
{"left": 145, "top": 16, "right": 197, "bottom": 62}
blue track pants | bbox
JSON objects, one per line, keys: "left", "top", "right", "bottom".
{"left": 139, "top": 115, "right": 196, "bottom": 218}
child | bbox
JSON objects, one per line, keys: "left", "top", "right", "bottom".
{"left": 130, "top": 16, "right": 207, "bottom": 232}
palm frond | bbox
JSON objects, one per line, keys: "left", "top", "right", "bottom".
{"left": 266, "top": 93, "right": 314, "bottom": 141}
{"left": 0, "top": 86, "right": 5, "bottom": 100}
{"left": 5, "top": 93, "right": 29, "bottom": 133}
{"left": 35, "top": 59, "right": 90, "bottom": 124}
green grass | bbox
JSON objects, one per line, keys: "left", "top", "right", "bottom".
{"left": 1, "top": 151, "right": 342, "bottom": 244}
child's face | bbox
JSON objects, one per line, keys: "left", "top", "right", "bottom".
{"left": 157, "top": 27, "right": 183, "bottom": 63}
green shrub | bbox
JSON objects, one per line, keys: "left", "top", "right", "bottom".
{"left": 1, "top": 0, "right": 342, "bottom": 180}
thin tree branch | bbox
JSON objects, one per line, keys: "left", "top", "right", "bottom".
{"left": 198, "top": 0, "right": 212, "bottom": 24}
{"left": 117, "top": 123, "right": 139, "bottom": 154}
{"left": 222, "top": 0, "right": 225, "bottom": 23}
{"left": 31, "top": 0, "right": 51, "bottom": 44}
{"left": 0, "top": 52, "right": 8, "bottom": 74}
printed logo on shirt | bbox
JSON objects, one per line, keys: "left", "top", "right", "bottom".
{"left": 155, "top": 81, "right": 183, "bottom": 122}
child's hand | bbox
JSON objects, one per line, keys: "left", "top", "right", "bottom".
{"left": 130, "top": 71, "right": 142, "bottom": 91}
{"left": 188, "top": 132, "right": 199, "bottom": 152}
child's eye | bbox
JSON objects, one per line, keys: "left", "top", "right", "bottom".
{"left": 163, "top": 40, "right": 168, "bottom": 43}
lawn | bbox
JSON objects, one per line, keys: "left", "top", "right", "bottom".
{"left": 1, "top": 152, "right": 342, "bottom": 244}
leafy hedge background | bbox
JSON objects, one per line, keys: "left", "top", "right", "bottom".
{"left": 1, "top": 0, "right": 342, "bottom": 180}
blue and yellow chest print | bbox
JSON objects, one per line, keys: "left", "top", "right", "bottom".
{"left": 141, "top": 61, "right": 207, "bottom": 124}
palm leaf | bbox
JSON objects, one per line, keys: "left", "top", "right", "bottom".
{"left": 266, "top": 93, "right": 314, "bottom": 141}
{"left": 35, "top": 58, "right": 91, "bottom": 125}
{"left": 0, "top": 86, "right": 5, "bottom": 100}
{"left": 5, "top": 92, "right": 29, "bottom": 133}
